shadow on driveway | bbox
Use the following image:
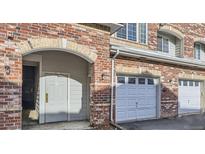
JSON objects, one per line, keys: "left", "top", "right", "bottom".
{"left": 119, "top": 114, "right": 205, "bottom": 130}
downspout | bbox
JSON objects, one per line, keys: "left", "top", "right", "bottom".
{"left": 111, "top": 49, "right": 120, "bottom": 122}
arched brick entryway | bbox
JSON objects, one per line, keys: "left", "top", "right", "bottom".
{"left": 0, "top": 24, "right": 112, "bottom": 130}
{"left": 19, "top": 37, "right": 99, "bottom": 127}
{"left": 17, "top": 38, "right": 98, "bottom": 63}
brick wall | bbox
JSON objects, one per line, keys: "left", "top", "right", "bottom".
{"left": 0, "top": 23, "right": 111, "bottom": 129}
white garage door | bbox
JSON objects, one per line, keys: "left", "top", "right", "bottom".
{"left": 178, "top": 80, "right": 201, "bottom": 114}
{"left": 116, "top": 76, "right": 158, "bottom": 122}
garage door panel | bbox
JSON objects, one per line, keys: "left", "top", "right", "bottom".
{"left": 127, "top": 87, "right": 137, "bottom": 96}
{"left": 127, "top": 109, "right": 137, "bottom": 120}
{"left": 117, "top": 110, "right": 127, "bottom": 121}
{"left": 127, "top": 99, "right": 137, "bottom": 107}
{"left": 116, "top": 84, "right": 126, "bottom": 89}
{"left": 117, "top": 88, "right": 127, "bottom": 96}
{"left": 137, "top": 109, "right": 156, "bottom": 119}
{"left": 116, "top": 76, "right": 158, "bottom": 122}
{"left": 138, "top": 104, "right": 156, "bottom": 108}
{"left": 137, "top": 97, "right": 156, "bottom": 108}
{"left": 137, "top": 87, "right": 147, "bottom": 95}
{"left": 116, "top": 98, "right": 127, "bottom": 108}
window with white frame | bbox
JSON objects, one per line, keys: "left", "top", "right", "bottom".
{"left": 139, "top": 23, "right": 147, "bottom": 44}
{"left": 116, "top": 23, "right": 127, "bottom": 39}
{"left": 194, "top": 43, "right": 205, "bottom": 61}
{"left": 194, "top": 43, "right": 205, "bottom": 60}
{"left": 128, "top": 23, "right": 137, "bottom": 41}
{"left": 157, "top": 35, "right": 169, "bottom": 53}
{"left": 194, "top": 43, "right": 201, "bottom": 60}
{"left": 116, "top": 23, "right": 148, "bottom": 44}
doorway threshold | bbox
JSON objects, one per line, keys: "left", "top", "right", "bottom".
{"left": 22, "top": 121, "right": 93, "bottom": 130}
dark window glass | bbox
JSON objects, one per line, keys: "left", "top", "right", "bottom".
{"left": 195, "top": 81, "right": 199, "bottom": 87}
{"left": 189, "top": 81, "right": 193, "bottom": 86}
{"left": 117, "top": 77, "right": 125, "bottom": 84}
{"left": 138, "top": 78, "right": 145, "bottom": 85}
{"left": 157, "top": 36, "right": 169, "bottom": 53}
{"left": 128, "top": 77, "right": 136, "bottom": 84}
{"left": 163, "top": 38, "right": 169, "bottom": 53}
{"left": 194, "top": 43, "right": 201, "bottom": 60}
{"left": 139, "top": 23, "right": 147, "bottom": 44}
{"left": 157, "top": 36, "right": 163, "bottom": 51}
{"left": 128, "top": 23, "right": 137, "bottom": 41}
{"left": 148, "top": 78, "right": 154, "bottom": 85}
{"left": 183, "top": 80, "right": 188, "bottom": 86}
{"left": 179, "top": 80, "right": 182, "bottom": 86}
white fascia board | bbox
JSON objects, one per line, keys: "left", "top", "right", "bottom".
{"left": 111, "top": 44, "right": 205, "bottom": 69}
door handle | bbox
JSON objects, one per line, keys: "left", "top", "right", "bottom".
{"left": 136, "top": 102, "right": 138, "bottom": 108}
{"left": 45, "top": 93, "right": 48, "bottom": 103}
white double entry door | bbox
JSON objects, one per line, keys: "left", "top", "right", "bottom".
{"left": 44, "top": 73, "right": 70, "bottom": 123}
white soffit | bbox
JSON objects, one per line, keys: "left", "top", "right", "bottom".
{"left": 100, "top": 23, "right": 123, "bottom": 34}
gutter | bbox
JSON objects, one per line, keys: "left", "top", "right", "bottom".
{"left": 111, "top": 49, "right": 119, "bottom": 123}
{"left": 111, "top": 44, "right": 205, "bottom": 69}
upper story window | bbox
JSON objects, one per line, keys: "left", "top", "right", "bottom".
{"left": 194, "top": 43, "right": 205, "bottom": 61}
{"left": 157, "top": 31, "right": 182, "bottom": 57}
{"left": 157, "top": 36, "right": 169, "bottom": 53}
{"left": 116, "top": 23, "right": 148, "bottom": 44}
{"left": 157, "top": 25, "right": 184, "bottom": 58}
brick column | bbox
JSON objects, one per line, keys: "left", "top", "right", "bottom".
{"left": 0, "top": 46, "right": 22, "bottom": 130}
{"left": 89, "top": 35, "right": 112, "bottom": 129}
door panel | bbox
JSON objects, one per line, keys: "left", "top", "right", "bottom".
{"left": 69, "top": 78, "right": 87, "bottom": 121}
{"left": 45, "top": 74, "right": 68, "bottom": 123}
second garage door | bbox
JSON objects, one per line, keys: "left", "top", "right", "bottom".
{"left": 116, "top": 76, "right": 158, "bottom": 122}
{"left": 178, "top": 80, "right": 201, "bottom": 114}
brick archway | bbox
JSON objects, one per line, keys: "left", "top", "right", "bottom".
{"left": 17, "top": 37, "right": 98, "bottom": 63}
{"left": 194, "top": 37, "right": 205, "bottom": 45}
{"left": 159, "top": 25, "right": 184, "bottom": 39}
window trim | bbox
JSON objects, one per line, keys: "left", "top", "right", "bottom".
{"left": 114, "top": 23, "right": 148, "bottom": 45}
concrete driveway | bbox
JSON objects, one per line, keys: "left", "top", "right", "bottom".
{"left": 119, "top": 114, "right": 205, "bottom": 130}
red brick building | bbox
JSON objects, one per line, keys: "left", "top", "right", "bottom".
{"left": 1, "top": 23, "right": 205, "bottom": 129}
